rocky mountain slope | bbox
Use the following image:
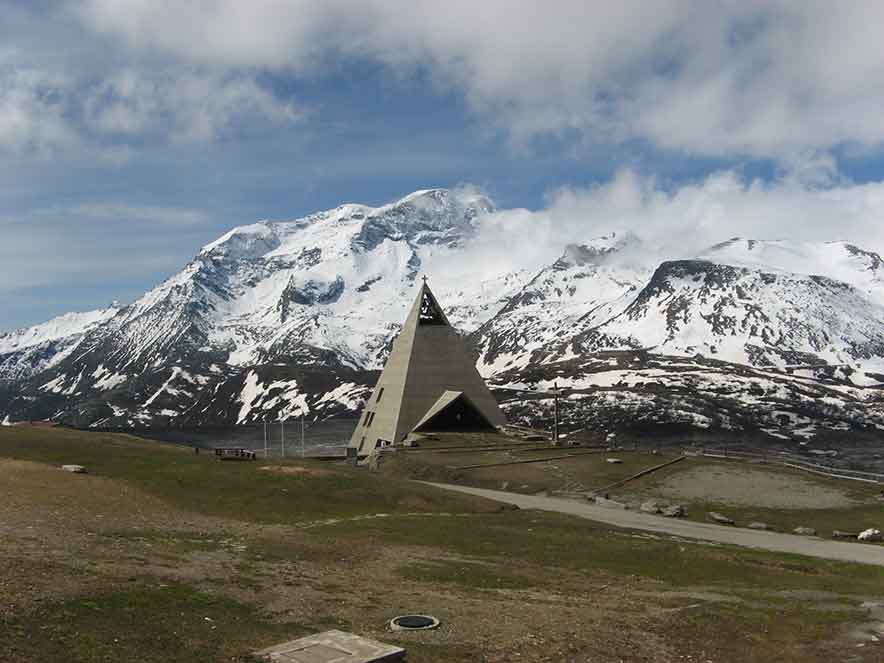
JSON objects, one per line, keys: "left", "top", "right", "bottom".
{"left": 2, "top": 189, "right": 883, "bottom": 441}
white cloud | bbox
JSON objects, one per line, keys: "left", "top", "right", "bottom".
{"left": 0, "top": 68, "right": 79, "bottom": 153}
{"left": 0, "top": 63, "right": 301, "bottom": 154}
{"left": 435, "top": 168, "right": 884, "bottom": 285}
{"left": 83, "top": 70, "right": 302, "bottom": 142}
{"left": 74, "top": 1, "right": 884, "bottom": 158}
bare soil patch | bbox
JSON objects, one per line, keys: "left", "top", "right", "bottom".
{"left": 259, "top": 464, "right": 336, "bottom": 477}
{"left": 655, "top": 465, "right": 859, "bottom": 509}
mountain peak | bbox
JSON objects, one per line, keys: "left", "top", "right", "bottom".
{"left": 199, "top": 221, "right": 279, "bottom": 259}
{"left": 393, "top": 188, "right": 495, "bottom": 215}
{"left": 348, "top": 187, "right": 495, "bottom": 253}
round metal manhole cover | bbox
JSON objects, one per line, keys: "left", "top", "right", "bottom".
{"left": 389, "top": 614, "right": 440, "bottom": 631}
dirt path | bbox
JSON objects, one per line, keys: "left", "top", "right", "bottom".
{"left": 421, "top": 482, "right": 884, "bottom": 567}
{"left": 654, "top": 464, "right": 860, "bottom": 509}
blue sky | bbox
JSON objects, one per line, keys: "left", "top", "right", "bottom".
{"left": 4, "top": 1, "right": 884, "bottom": 331}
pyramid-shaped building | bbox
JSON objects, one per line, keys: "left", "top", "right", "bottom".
{"left": 349, "top": 281, "right": 505, "bottom": 456}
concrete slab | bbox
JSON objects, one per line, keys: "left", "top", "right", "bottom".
{"left": 253, "top": 630, "right": 405, "bottom": 663}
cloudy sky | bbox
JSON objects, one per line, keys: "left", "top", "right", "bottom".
{"left": 4, "top": 1, "right": 884, "bottom": 330}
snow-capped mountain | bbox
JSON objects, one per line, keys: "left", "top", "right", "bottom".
{"left": 0, "top": 189, "right": 530, "bottom": 427}
{"left": 0, "top": 306, "right": 120, "bottom": 384}
{"left": 1, "top": 189, "right": 883, "bottom": 441}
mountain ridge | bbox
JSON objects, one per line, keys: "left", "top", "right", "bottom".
{"left": 2, "top": 188, "right": 883, "bottom": 441}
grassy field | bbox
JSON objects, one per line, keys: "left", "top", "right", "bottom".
{"left": 2, "top": 426, "right": 883, "bottom": 663}
{"left": 379, "top": 435, "right": 667, "bottom": 494}
{"left": 0, "top": 426, "right": 502, "bottom": 522}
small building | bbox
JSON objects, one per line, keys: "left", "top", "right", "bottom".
{"left": 349, "top": 280, "right": 505, "bottom": 457}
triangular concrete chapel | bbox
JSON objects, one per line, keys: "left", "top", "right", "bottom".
{"left": 349, "top": 280, "right": 505, "bottom": 456}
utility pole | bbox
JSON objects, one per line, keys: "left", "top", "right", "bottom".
{"left": 263, "top": 418, "right": 268, "bottom": 458}
{"left": 300, "top": 414, "right": 305, "bottom": 458}
{"left": 553, "top": 381, "right": 560, "bottom": 447}
{"left": 281, "top": 418, "right": 286, "bottom": 458}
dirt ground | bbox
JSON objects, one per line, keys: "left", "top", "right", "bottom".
{"left": 258, "top": 464, "right": 336, "bottom": 477}
{"left": 3, "top": 430, "right": 884, "bottom": 663}
{"left": 653, "top": 464, "right": 861, "bottom": 509}
{"left": 0, "top": 458, "right": 669, "bottom": 662}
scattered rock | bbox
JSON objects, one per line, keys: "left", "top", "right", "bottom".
{"left": 640, "top": 500, "right": 662, "bottom": 514}
{"left": 61, "top": 465, "right": 87, "bottom": 473}
{"left": 747, "top": 522, "right": 770, "bottom": 530}
{"left": 793, "top": 526, "right": 817, "bottom": 536}
{"left": 832, "top": 530, "right": 858, "bottom": 539}
{"left": 662, "top": 505, "right": 686, "bottom": 518}
{"left": 858, "top": 528, "right": 883, "bottom": 542}
{"left": 707, "top": 512, "right": 734, "bottom": 525}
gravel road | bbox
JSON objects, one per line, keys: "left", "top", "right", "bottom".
{"left": 422, "top": 482, "right": 884, "bottom": 567}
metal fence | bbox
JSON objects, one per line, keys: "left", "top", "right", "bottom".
{"left": 118, "top": 418, "right": 357, "bottom": 459}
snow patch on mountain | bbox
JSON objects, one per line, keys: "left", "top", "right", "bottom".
{"left": 2, "top": 190, "right": 883, "bottom": 442}
{"left": 701, "top": 238, "right": 884, "bottom": 306}
{"left": 0, "top": 305, "right": 120, "bottom": 383}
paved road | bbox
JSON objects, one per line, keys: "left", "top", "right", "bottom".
{"left": 422, "top": 482, "right": 884, "bottom": 567}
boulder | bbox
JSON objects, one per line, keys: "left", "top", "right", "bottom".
{"left": 747, "top": 522, "right": 770, "bottom": 531}
{"left": 858, "top": 528, "right": 883, "bottom": 542}
{"left": 662, "top": 505, "right": 686, "bottom": 518}
{"left": 61, "top": 465, "right": 87, "bottom": 473}
{"left": 640, "top": 500, "right": 662, "bottom": 514}
{"left": 708, "top": 512, "right": 734, "bottom": 525}
{"left": 606, "top": 458, "right": 623, "bottom": 464}
{"left": 793, "top": 526, "right": 817, "bottom": 536}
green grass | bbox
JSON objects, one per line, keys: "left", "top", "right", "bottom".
{"left": 0, "top": 585, "right": 303, "bottom": 663}
{"left": 326, "top": 510, "right": 884, "bottom": 594}
{"left": 657, "top": 601, "right": 865, "bottom": 663}
{"left": 4, "top": 427, "right": 884, "bottom": 663}
{"left": 397, "top": 558, "right": 542, "bottom": 590}
{"left": 0, "top": 427, "right": 501, "bottom": 523}
{"left": 383, "top": 445, "right": 676, "bottom": 494}
{"left": 659, "top": 499, "right": 884, "bottom": 537}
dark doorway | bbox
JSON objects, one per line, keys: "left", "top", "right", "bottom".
{"left": 413, "top": 394, "right": 496, "bottom": 432}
